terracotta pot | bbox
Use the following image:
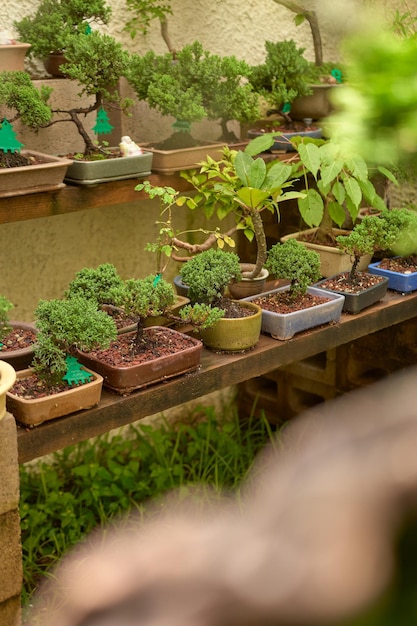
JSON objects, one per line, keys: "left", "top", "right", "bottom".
{"left": 43, "top": 52, "right": 69, "bottom": 77}
{"left": 0, "top": 321, "right": 37, "bottom": 370}
{"left": 6, "top": 367, "right": 103, "bottom": 427}
{"left": 76, "top": 327, "right": 203, "bottom": 394}
{"left": 197, "top": 301, "right": 262, "bottom": 352}
{"left": 0, "top": 361, "right": 16, "bottom": 422}
{"left": 244, "top": 285, "right": 344, "bottom": 341}
{"left": 0, "top": 43, "right": 31, "bottom": 71}
{"left": 0, "top": 150, "right": 72, "bottom": 198}
{"left": 228, "top": 264, "right": 269, "bottom": 299}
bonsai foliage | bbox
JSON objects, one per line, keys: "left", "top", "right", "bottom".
{"left": 136, "top": 180, "right": 236, "bottom": 274}
{"left": 179, "top": 248, "right": 242, "bottom": 305}
{"left": 0, "top": 295, "right": 13, "bottom": 343}
{"left": 270, "top": 0, "right": 323, "bottom": 66}
{"left": 127, "top": 41, "right": 260, "bottom": 143}
{"left": 182, "top": 135, "right": 304, "bottom": 279}
{"left": 265, "top": 238, "right": 321, "bottom": 296}
{"left": 65, "top": 263, "right": 125, "bottom": 307}
{"left": 33, "top": 296, "right": 117, "bottom": 384}
{"left": 123, "top": 0, "right": 174, "bottom": 51}
{"left": 110, "top": 275, "right": 176, "bottom": 350}
{"left": 14, "top": 0, "right": 112, "bottom": 59}
{"left": 291, "top": 137, "right": 397, "bottom": 245}
{"left": 249, "top": 40, "right": 313, "bottom": 126}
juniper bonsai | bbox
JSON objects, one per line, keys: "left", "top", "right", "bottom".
{"left": 265, "top": 238, "right": 321, "bottom": 297}
{"left": 179, "top": 248, "right": 242, "bottom": 305}
{"left": 65, "top": 263, "right": 125, "bottom": 307}
{"left": 33, "top": 296, "right": 117, "bottom": 385}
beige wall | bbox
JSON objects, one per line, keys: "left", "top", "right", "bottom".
{"left": 0, "top": 0, "right": 404, "bottom": 320}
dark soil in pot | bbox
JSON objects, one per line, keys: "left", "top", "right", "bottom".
{"left": 0, "top": 326, "right": 37, "bottom": 352}
{"left": 251, "top": 291, "right": 331, "bottom": 314}
{"left": 9, "top": 374, "right": 89, "bottom": 400}
{"left": 217, "top": 298, "right": 254, "bottom": 318}
{"left": 378, "top": 256, "right": 417, "bottom": 273}
{"left": 0, "top": 152, "right": 48, "bottom": 168}
{"left": 151, "top": 132, "right": 202, "bottom": 150}
{"left": 318, "top": 272, "right": 385, "bottom": 294}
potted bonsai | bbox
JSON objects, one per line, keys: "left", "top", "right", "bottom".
{"left": 0, "top": 294, "right": 38, "bottom": 370}
{"left": 6, "top": 296, "right": 117, "bottom": 427}
{"left": 247, "top": 40, "right": 321, "bottom": 151}
{"left": 177, "top": 248, "right": 262, "bottom": 352}
{"left": 0, "top": 70, "right": 72, "bottom": 196}
{"left": 75, "top": 274, "right": 203, "bottom": 394}
{"left": 281, "top": 137, "right": 397, "bottom": 276}
{"left": 14, "top": 0, "right": 112, "bottom": 76}
{"left": 181, "top": 134, "right": 305, "bottom": 285}
{"left": 315, "top": 213, "right": 391, "bottom": 313}
{"left": 368, "top": 207, "right": 417, "bottom": 292}
{"left": 245, "top": 238, "right": 344, "bottom": 340}
{"left": 126, "top": 41, "right": 260, "bottom": 173}
{"left": 0, "top": 30, "right": 31, "bottom": 71}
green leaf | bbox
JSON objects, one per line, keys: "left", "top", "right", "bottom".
{"left": 298, "top": 142, "right": 320, "bottom": 178}
{"left": 248, "top": 157, "right": 267, "bottom": 188}
{"left": 298, "top": 188, "right": 324, "bottom": 228}
{"left": 244, "top": 133, "right": 276, "bottom": 156}
{"left": 328, "top": 201, "right": 347, "bottom": 227}
{"left": 345, "top": 196, "right": 359, "bottom": 222}
{"left": 343, "top": 176, "right": 362, "bottom": 208}
{"left": 264, "top": 161, "right": 292, "bottom": 189}
{"left": 345, "top": 154, "right": 369, "bottom": 181}
{"left": 357, "top": 179, "right": 376, "bottom": 205}
{"left": 321, "top": 160, "right": 344, "bottom": 187}
{"left": 234, "top": 151, "right": 255, "bottom": 186}
{"left": 377, "top": 165, "right": 399, "bottom": 185}
{"left": 332, "top": 180, "right": 346, "bottom": 205}
{"left": 294, "top": 13, "right": 305, "bottom": 26}
{"left": 237, "top": 187, "right": 270, "bottom": 210}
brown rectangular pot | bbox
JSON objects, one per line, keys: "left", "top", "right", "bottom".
{"left": 0, "top": 151, "right": 72, "bottom": 198}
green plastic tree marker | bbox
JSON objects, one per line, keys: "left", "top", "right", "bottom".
{"left": 0, "top": 119, "right": 24, "bottom": 153}
{"left": 331, "top": 68, "right": 343, "bottom": 84}
{"left": 282, "top": 102, "right": 292, "bottom": 114}
{"left": 84, "top": 24, "right": 92, "bottom": 35}
{"left": 92, "top": 108, "right": 114, "bottom": 136}
{"left": 172, "top": 119, "right": 191, "bottom": 133}
{"left": 62, "top": 355, "right": 93, "bottom": 386}
{"left": 153, "top": 273, "right": 162, "bottom": 287}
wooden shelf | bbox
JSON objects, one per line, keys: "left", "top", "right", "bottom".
{"left": 0, "top": 173, "right": 191, "bottom": 224}
{"left": 17, "top": 288, "right": 417, "bottom": 463}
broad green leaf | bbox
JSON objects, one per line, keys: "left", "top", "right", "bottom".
{"left": 244, "top": 133, "right": 277, "bottom": 156}
{"left": 332, "top": 180, "right": 346, "bottom": 205}
{"left": 345, "top": 154, "right": 368, "bottom": 181}
{"left": 372, "top": 194, "right": 388, "bottom": 212}
{"left": 343, "top": 176, "right": 362, "bottom": 208}
{"left": 248, "top": 157, "right": 267, "bottom": 188}
{"left": 237, "top": 187, "right": 270, "bottom": 209}
{"left": 317, "top": 178, "right": 331, "bottom": 197}
{"left": 234, "top": 151, "right": 255, "bottom": 186}
{"left": 357, "top": 179, "right": 376, "bottom": 205}
{"left": 345, "top": 195, "right": 359, "bottom": 222}
{"left": 298, "top": 142, "right": 320, "bottom": 178}
{"left": 321, "top": 159, "right": 343, "bottom": 187}
{"left": 264, "top": 161, "right": 292, "bottom": 188}
{"left": 276, "top": 190, "right": 306, "bottom": 202}
{"left": 294, "top": 13, "right": 305, "bottom": 26}
{"left": 298, "top": 188, "right": 324, "bottom": 227}
{"left": 328, "top": 201, "right": 347, "bottom": 227}
{"left": 377, "top": 165, "right": 398, "bottom": 185}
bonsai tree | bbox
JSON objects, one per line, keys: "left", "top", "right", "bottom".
{"left": 65, "top": 263, "right": 125, "bottom": 308}
{"left": 249, "top": 40, "right": 313, "bottom": 128}
{"left": 0, "top": 295, "right": 13, "bottom": 343}
{"left": 33, "top": 296, "right": 117, "bottom": 385}
{"left": 182, "top": 134, "right": 305, "bottom": 279}
{"left": 0, "top": 70, "right": 52, "bottom": 167}
{"left": 179, "top": 248, "right": 242, "bottom": 305}
{"left": 265, "top": 238, "right": 321, "bottom": 297}
{"left": 290, "top": 137, "right": 397, "bottom": 246}
{"left": 127, "top": 41, "right": 260, "bottom": 146}
{"left": 14, "top": 0, "right": 112, "bottom": 60}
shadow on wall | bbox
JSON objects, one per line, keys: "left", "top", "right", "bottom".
{"left": 28, "top": 364, "right": 417, "bottom": 626}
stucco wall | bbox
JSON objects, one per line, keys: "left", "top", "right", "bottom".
{"left": 0, "top": 0, "right": 403, "bottom": 320}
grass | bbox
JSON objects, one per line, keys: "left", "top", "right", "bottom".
{"left": 19, "top": 401, "right": 278, "bottom": 606}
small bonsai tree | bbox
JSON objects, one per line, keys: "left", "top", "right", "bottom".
{"left": 65, "top": 263, "right": 125, "bottom": 307}
{"left": 14, "top": 0, "right": 112, "bottom": 60}
{"left": 249, "top": 40, "right": 313, "bottom": 128}
{"left": 127, "top": 41, "right": 260, "bottom": 146}
{"left": 291, "top": 137, "right": 397, "bottom": 246}
{"left": 265, "top": 238, "right": 321, "bottom": 297}
{"left": 179, "top": 248, "right": 242, "bottom": 305}
{"left": 33, "top": 296, "right": 117, "bottom": 385}
{"left": 0, "top": 295, "right": 13, "bottom": 343}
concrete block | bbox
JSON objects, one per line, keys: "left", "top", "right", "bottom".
{"left": 0, "top": 595, "right": 21, "bottom": 626}
{"left": 0, "top": 414, "right": 19, "bottom": 516}
{"left": 0, "top": 509, "right": 23, "bottom": 603}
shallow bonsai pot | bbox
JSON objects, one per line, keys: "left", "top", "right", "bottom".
{"left": 244, "top": 285, "right": 344, "bottom": 341}
{"left": 247, "top": 128, "right": 322, "bottom": 152}
{"left": 143, "top": 142, "right": 225, "bottom": 174}
{"left": 64, "top": 150, "right": 153, "bottom": 185}
{"left": 6, "top": 367, "right": 103, "bottom": 427}
{"left": 0, "top": 361, "right": 16, "bottom": 422}
{"left": 315, "top": 274, "right": 389, "bottom": 314}
{"left": 290, "top": 84, "right": 344, "bottom": 121}
{"left": 76, "top": 326, "right": 202, "bottom": 394}
{"left": 0, "top": 151, "right": 72, "bottom": 198}
{"left": 144, "top": 295, "right": 190, "bottom": 327}
{"left": 0, "top": 321, "right": 37, "bottom": 370}
{"left": 197, "top": 301, "right": 262, "bottom": 352}
{"left": 368, "top": 259, "right": 417, "bottom": 293}
{"left": 173, "top": 275, "right": 189, "bottom": 298}
{"left": 228, "top": 265, "right": 269, "bottom": 299}
{"left": 0, "top": 43, "right": 31, "bottom": 71}
{"left": 281, "top": 229, "right": 372, "bottom": 278}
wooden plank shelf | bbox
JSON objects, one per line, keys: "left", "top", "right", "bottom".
{"left": 0, "top": 173, "right": 191, "bottom": 224}
{"left": 17, "top": 288, "right": 417, "bottom": 463}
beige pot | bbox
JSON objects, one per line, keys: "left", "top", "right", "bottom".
{"left": 0, "top": 43, "right": 31, "bottom": 71}
{"left": 198, "top": 301, "right": 262, "bottom": 352}
{"left": 0, "top": 361, "right": 16, "bottom": 422}
{"left": 143, "top": 142, "right": 225, "bottom": 174}
{"left": 281, "top": 229, "right": 371, "bottom": 278}
{"left": 228, "top": 264, "right": 269, "bottom": 299}
{"left": 0, "top": 150, "right": 72, "bottom": 198}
